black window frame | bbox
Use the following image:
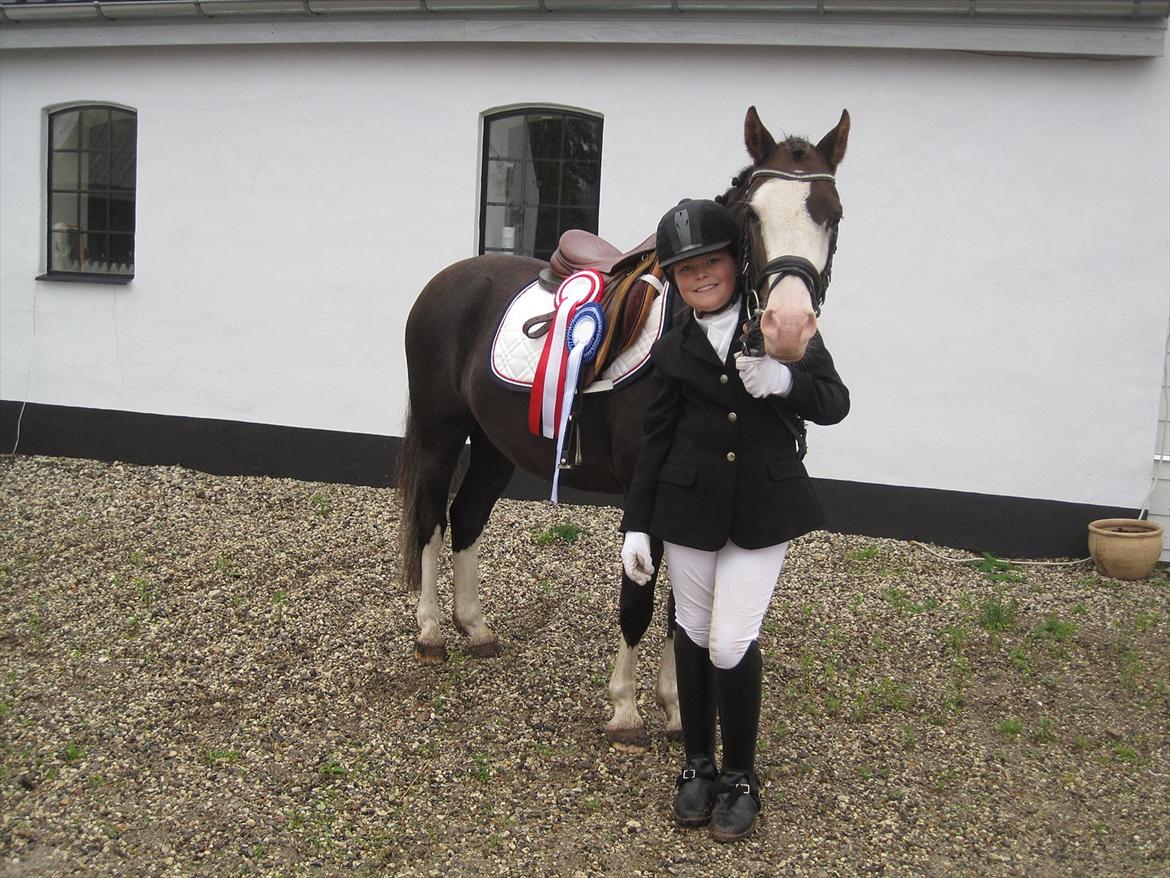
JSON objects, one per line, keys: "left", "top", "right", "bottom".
{"left": 478, "top": 107, "right": 603, "bottom": 262}
{"left": 38, "top": 103, "right": 137, "bottom": 284}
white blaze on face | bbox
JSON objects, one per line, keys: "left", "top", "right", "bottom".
{"left": 749, "top": 178, "right": 833, "bottom": 362}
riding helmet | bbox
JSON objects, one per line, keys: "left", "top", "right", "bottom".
{"left": 655, "top": 199, "right": 739, "bottom": 270}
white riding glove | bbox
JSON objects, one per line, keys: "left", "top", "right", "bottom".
{"left": 621, "top": 531, "right": 655, "bottom": 585}
{"left": 734, "top": 353, "right": 793, "bottom": 399}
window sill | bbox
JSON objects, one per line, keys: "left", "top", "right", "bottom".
{"left": 36, "top": 271, "right": 134, "bottom": 285}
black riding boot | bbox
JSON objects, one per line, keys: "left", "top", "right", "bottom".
{"left": 672, "top": 628, "right": 718, "bottom": 827}
{"left": 711, "top": 640, "right": 763, "bottom": 842}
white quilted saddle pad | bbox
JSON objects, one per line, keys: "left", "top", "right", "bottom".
{"left": 490, "top": 277, "right": 671, "bottom": 392}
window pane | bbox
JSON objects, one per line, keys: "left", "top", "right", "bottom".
{"left": 108, "top": 192, "right": 135, "bottom": 234}
{"left": 484, "top": 159, "right": 513, "bottom": 203}
{"left": 488, "top": 116, "right": 527, "bottom": 161}
{"left": 532, "top": 160, "right": 562, "bottom": 204}
{"left": 560, "top": 206, "right": 599, "bottom": 235}
{"left": 109, "top": 114, "right": 137, "bottom": 152}
{"left": 80, "top": 108, "right": 111, "bottom": 150}
{"left": 51, "top": 112, "right": 80, "bottom": 150}
{"left": 535, "top": 206, "right": 561, "bottom": 254}
{"left": 482, "top": 205, "right": 509, "bottom": 250}
{"left": 51, "top": 192, "right": 80, "bottom": 228}
{"left": 51, "top": 153, "right": 80, "bottom": 191}
{"left": 562, "top": 161, "right": 600, "bottom": 207}
{"left": 84, "top": 234, "right": 111, "bottom": 271}
{"left": 526, "top": 116, "right": 563, "bottom": 160}
{"left": 51, "top": 230, "right": 81, "bottom": 271}
{"left": 110, "top": 151, "right": 136, "bottom": 191}
{"left": 108, "top": 234, "right": 134, "bottom": 271}
{"left": 85, "top": 192, "right": 110, "bottom": 232}
{"left": 89, "top": 151, "right": 111, "bottom": 187}
{"left": 565, "top": 117, "right": 602, "bottom": 161}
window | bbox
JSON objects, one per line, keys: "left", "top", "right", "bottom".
{"left": 479, "top": 108, "right": 602, "bottom": 262}
{"left": 43, "top": 104, "right": 137, "bottom": 281}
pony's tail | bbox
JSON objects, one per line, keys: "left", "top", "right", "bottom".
{"left": 396, "top": 406, "right": 423, "bottom": 591}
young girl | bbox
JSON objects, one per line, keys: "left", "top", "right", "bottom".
{"left": 620, "top": 198, "right": 849, "bottom": 842}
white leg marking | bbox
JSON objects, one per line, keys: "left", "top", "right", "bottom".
{"left": 453, "top": 538, "right": 498, "bottom": 649}
{"left": 415, "top": 526, "right": 444, "bottom": 651}
{"left": 654, "top": 634, "right": 681, "bottom": 737}
{"left": 605, "top": 637, "right": 647, "bottom": 746}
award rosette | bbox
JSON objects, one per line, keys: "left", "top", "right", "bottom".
{"left": 528, "top": 269, "right": 605, "bottom": 440}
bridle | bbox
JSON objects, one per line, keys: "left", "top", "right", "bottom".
{"left": 736, "top": 168, "right": 840, "bottom": 321}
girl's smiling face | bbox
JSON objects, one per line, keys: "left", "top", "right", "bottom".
{"left": 670, "top": 248, "right": 737, "bottom": 313}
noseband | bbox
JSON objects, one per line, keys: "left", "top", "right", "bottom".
{"left": 739, "top": 168, "right": 839, "bottom": 319}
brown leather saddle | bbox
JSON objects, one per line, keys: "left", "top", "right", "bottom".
{"left": 528, "top": 230, "right": 664, "bottom": 386}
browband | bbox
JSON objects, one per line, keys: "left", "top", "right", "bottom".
{"left": 749, "top": 169, "right": 836, "bottom": 184}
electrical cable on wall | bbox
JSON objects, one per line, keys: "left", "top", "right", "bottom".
{"left": 10, "top": 283, "right": 39, "bottom": 456}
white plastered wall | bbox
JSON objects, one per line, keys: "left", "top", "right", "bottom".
{"left": 1, "top": 40, "right": 1168, "bottom": 514}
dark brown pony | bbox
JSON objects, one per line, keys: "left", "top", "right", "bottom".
{"left": 398, "top": 106, "right": 849, "bottom": 748}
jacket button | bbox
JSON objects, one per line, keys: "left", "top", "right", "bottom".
{"left": 728, "top": 412, "right": 737, "bottom": 422}
{"left": 726, "top": 452, "right": 736, "bottom": 462}
{"left": 719, "top": 374, "right": 729, "bottom": 384}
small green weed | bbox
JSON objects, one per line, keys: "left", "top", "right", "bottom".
{"left": 272, "top": 590, "right": 289, "bottom": 624}
{"left": 847, "top": 546, "right": 879, "bottom": 563}
{"left": 1112, "top": 742, "right": 1138, "bottom": 762}
{"left": 998, "top": 717, "right": 1023, "bottom": 738}
{"left": 973, "top": 553, "right": 1024, "bottom": 583}
{"left": 471, "top": 754, "right": 491, "bottom": 783}
{"left": 884, "top": 587, "right": 939, "bottom": 616}
{"left": 1032, "top": 716, "right": 1057, "bottom": 743}
{"left": 1030, "top": 613, "right": 1077, "bottom": 643}
{"left": 64, "top": 742, "right": 85, "bottom": 762}
{"left": 216, "top": 554, "right": 239, "bottom": 579}
{"left": 203, "top": 747, "right": 240, "bottom": 766}
{"left": 133, "top": 576, "right": 152, "bottom": 608}
{"left": 310, "top": 492, "right": 331, "bottom": 518}
{"left": 319, "top": 760, "right": 346, "bottom": 776}
{"left": 536, "top": 523, "right": 585, "bottom": 545}
{"left": 978, "top": 597, "right": 1017, "bottom": 633}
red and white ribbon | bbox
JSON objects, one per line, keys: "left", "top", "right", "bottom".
{"left": 528, "top": 270, "right": 605, "bottom": 439}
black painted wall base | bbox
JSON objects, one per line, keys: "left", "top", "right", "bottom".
{"left": 1, "top": 400, "right": 1136, "bottom": 558}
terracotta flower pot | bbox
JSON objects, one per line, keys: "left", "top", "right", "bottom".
{"left": 1087, "top": 519, "right": 1165, "bottom": 580}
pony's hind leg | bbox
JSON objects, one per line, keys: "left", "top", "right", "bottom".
{"left": 448, "top": 427, "right": 515, "bottom": 658}
{"left": 401, "top": 413, "right": 470, "bottom": 665}
{"left": 654, "top": 588, "right": 682, "bottom": 740}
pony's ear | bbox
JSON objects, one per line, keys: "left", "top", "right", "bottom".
{"left": 744, "top": 106, "right": 776, "bottom": 165}
{"left": 816, "top": 109, "right": 850, "bottom": 170}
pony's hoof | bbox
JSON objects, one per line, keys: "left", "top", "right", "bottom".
{"left": 414, "top": 641, "right": 448, "bottom": 664}
{"left": 605, "top": 724, "right": 651, "bottom": 753}
{"left": 466, "top": 638, "right": 502, "bottom": 659}
{"left": 664, "top": 724, "right": 684, "bottom": 743}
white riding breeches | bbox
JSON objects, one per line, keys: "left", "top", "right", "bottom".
{"left": 664, "top": 539, "right": 789, "bottom": 670}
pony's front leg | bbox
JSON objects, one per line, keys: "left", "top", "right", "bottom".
{"left": 605, "top": 539, "right": 665, "bottom": 750}
{"left": 414, "top": 526, "right": 448, "bottom": 664}
{"left": 452, "top": 537, "right": 501, "bottom": 658}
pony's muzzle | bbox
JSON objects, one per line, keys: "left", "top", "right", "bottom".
{"left": 760, "top": 278, "right": 817, "bottom": 363}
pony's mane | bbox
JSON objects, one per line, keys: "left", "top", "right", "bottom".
{"left": 716, "top": 135, "right": 815, "bottom": 206}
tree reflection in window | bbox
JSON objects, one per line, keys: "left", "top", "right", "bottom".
{"left": 480, "top": 109, "right": 602, "bottom": 262}
{"left": 47, "top": 105, "right": 137, "bottom": 277}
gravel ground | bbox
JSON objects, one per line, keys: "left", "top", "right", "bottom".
{"left": 1, "top": 454, "right": 1168, "bottom": 878}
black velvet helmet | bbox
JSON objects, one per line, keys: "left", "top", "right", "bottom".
{"left": 655, "top": 199, "right": 739, "bottom": 270}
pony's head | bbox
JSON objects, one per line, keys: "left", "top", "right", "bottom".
{"left": 722, "top": 107, "right": 849, "bottom": 362}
